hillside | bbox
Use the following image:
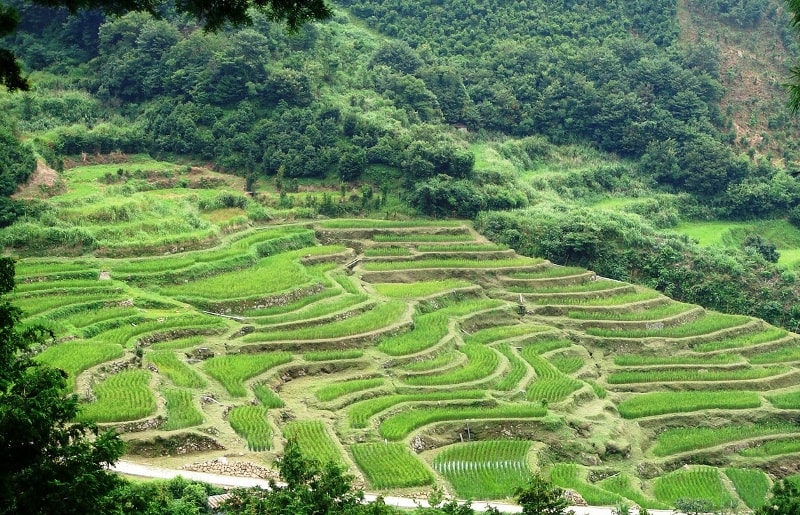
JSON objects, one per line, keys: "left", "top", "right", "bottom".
{"left": 4, "top": 157, "right": 800, "bottom": 509}
{"left": 5, "top": 0, "right": 800, "bottom": 507}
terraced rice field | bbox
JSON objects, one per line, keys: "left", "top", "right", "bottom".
{"left": 10, "top": 207, "right": 800, "bottom": 506}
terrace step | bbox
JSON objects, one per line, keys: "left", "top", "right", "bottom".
{"left": 571, "top": 305, "right": 705, "bottom": 331}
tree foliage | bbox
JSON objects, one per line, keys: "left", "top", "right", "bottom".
{"left": 0, "top": 257, "right": 124, "bottom": 515}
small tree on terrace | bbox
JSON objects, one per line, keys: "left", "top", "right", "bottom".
{"left": 515, "top": 473, "right": 572, "bottom": 515}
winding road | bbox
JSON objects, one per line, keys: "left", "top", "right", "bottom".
{"left": 111, "top": 460, "right": 675, "bottom": 515}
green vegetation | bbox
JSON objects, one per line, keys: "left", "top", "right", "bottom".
{"left": 146, "top": 350, "right": 206, "bottom": 388}
{"left": 347, "top": 391, "right": 486, "bottom": 429}
{"left": 597, "top": 473, "right": 669, "bottom": 510}
{"left": 351, "top": 443, "right": 433, "bottom": 489}
{"left": 495, "top": 344, "right": 528, "bottom": 391}
{"left": 403, "top": 344, "right": 499, "bottom": 386}
{"left": 607, "top": 366, "right": 789, "bottom": 384}
{"left": 242, "top": 301, "right": 406, "bottom": 343}
{"left": 378, "top": 311, "right": 449, "bottom": 356}
{"left": 739, "top": 438, "right": 800, "bottom": 457}
{"left": 587, "top": 312, "right": 751, "bottom": 338}
{"left": 433, "top": 441, "right": 532, "bottom": 500}
{"left": 229, "top": 406, "right": 272, "bottom": 451}
{"left": 653, "top": 423, "right": 800, "bottom": 456}
{"left": 77, "top": 370, "right": 156, "bottom": 423}
{"left": 315, "top": 378, "right": 385, "bottom": 401}
{"left": 692, "top": 328, "right": 789, "bottom": 352}
{"left": 161, "top": 388, "right": 203, "bottom": 430}
{"left": 36, "top": 341, "right": 123, "bottom": 390}
{"left": 362, "top": 257, "right": 542, "bottom": 271}
{"left": 568, "top": 302, "right": 694, "bottom": 321}
{"left": 379, "top": 404, "right": 547, "bottom": 440}
{"left": 725, "top": 468, "right": 770, "bottom": 510}
{"left": 303, "top": 349, "right": 364, "bottom": 361}
{"left": 283, "top": 420, "right": 344, "bottom": 466}
{"left": 618, "top": 391, "right": 761, "bottom": 419}
{"left": 204, "top": 353, "right": 292, "bottom": 397}
{"left": 373, "top": 280, "right": 474, "bottom": 298}
{"left": 520, "top": 347, "right": 582, "bottom": 403}
{"left": 253, "top": 384, "right": 285, "bottom": 409}
{"left": 614, "top": 354, "right": 741, "bottom": 366}
{"left": 653, "top": 467, "right": 737, "bottom": 510}
{"left": 550, "top": 464, "right": 623, "bottom": 506}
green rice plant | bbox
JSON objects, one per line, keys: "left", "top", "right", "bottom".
{"left": 347, "top": 391, "right": 486, "bottom": 428}
{"left": 252, "top": 295, "right": 370, "bottom": 326}
{"left": 283, "top": 420, "right": 344, "bottom": 465}
{"left": 303, "top": 349, "right": 364, "bottom": 361}
{"left": 150, "top": 336, "right": 206, "bottom": 350}
{"left": 315, "top": 378, "right": 385, "bottom": 402}
{"left": 550, "top": 355, "right": 583, "bottom": 374}
{"left": 416, "top": 243, "right": 508, "bottom": 252}
{"left": 242, "top": 301, "right": 406, "bottom": 343}
{"left": 433, "top": 298, "right": 507, "bottom": 317}
{"left": 432, "top": 440, "right": 531, "bottom": 500}
{"left": 402, "top": 344, "right": 499, "bottom": 386}
{"left": 161, "top": 246, "right": 344, "bottom": 300}
{"left": 88, "top": 314, "right": 224, "bottom": 347}
{"left": 529, "top": 290, "right": 661, "bottom": 306}
{"left": 401, "top": 348, "right": 458, "bottom": 372}
{"left": 16, "top": 260, "right": 98, "bottom": 276}
{"left": 653, "top": 423, "right": 800, "bottom": 456}
{"left": 653, "top": 466, "right": 736, "bottom": 510}
{"left": 607, "top": 366, "right": 789, "bottom": 384}
{"left": 373, "top": 233, "right": 474, "bottom": 242}
{"left": 204, "top": 352, "right": 292, "bottom": 397}
{"left": 373, "top": 279, "right": 474, "bottom": 298}
{"left": 524, "top": 338, "right": 573, "bottom": 354}
{"left": 613, "top": 354, "right": 741, "bottom": 366}
{"left": 586, "top": 312, "right": 751, "bottom": 339}
{"left": 495, "top": 344, "right": 528, "bottom": 391}
{"left": 568, "top": 302, "right": 694, "bottom": 321}
{"left": 549, "top": 464, "right": 624, "bottom": 506}
{"left": 36, "top": 341, "right": 124, "bottom": 390}
{"left": 724, "top": 468, "right": 769, "bottom": 509}
{"left": 253, "top": 383, "right": 284, "bottom": 408}
{"left": 587, "top": 380, "right": 607, "bottom": 399}
{"left": 692, "top": 328, "right": 789, "bottom": 352}
{"left": 320, "top": 219, "right": 465, "bottom": 229}
{"left": 751, "top": 344, "right": 800, "bottom": 364}
{"left": 464, "top": 324, "right": 549, "bottom": 345}
{"left": 379, "top": 404, "right": 546, "bottom": 440}
{"left": 229, "top": 406, "right": 272, "bottom": 451}
{"left": 146, "top": 350, "right": 206, "bottom": 388}
{"left": 362, "top": 257, "right": 542, "bottom": 271}
{"left": 363, "top": 246, "right": 411, "bottom": 256}
{"left": 77, "top": 370, "right": 156, "bottom": 423}
{"left": 767, "top": 389, "right": 800, "bottom": 408}
{"left": 61, "top": 307, "right": 141, "bottom": 328}
{"left": 331, "top": 273, "right": 362, "bottom": 294}
{"left": 506, "top": 267, "right": 587, "bottom": 279}
{"left": 242, "top": 289, "right": 341, "bottom": 316}
{"left": 597, "top": 473, "right": 669, "bottom": 509}
{"left": 739, "top": 438, "right": 800, "bottom": 457}
{"left": 14, "top": 279, "right": 106, "bottom": 293}
{"left": 351, "top": 443, "right": 433, "bottom": 489}
{"left": 378, "top": 311, "right": 449, "bottom": 356}
{"left": 618, "top": 391, "right": 760, "bottom": 419}
{"left": 520, "top": 347, "right": 582, "bottom": 403}
{"left": 510, "top": 279, "right": 622, "bottom": 294}
{"left": 80, "top": 315, "right": 146, "bottom": 339}
{"left": 13, "top": 292, "right": 124, "bottom": 316}
{"left": 161, "top": 388, "right": 203, "bottom": 430}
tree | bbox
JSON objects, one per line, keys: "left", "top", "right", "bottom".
{"left": 514, "top": 473, "right": 572, "bottom": 515}
{"left": 223, "top": 439, "right": 367, "bottom": 514}
{"left": 788, "top": 0, "right": 800, "bottom": 113}
{"left": 0, "top": 257, "right": 124, "bottom": 515}
{"left": 0, "top": 0, "right": 332, "bottom": 91}
{"left": 756, "top": 479, "right": 800, "bottom": 515}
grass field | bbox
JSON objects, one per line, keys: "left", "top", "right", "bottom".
{"left": 351, "top": 443, "right": 433, "bottom": 489}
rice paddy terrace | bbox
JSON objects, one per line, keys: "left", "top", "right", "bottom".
{"left": 10, "top": 167, "right": 800, "bottom": 509}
